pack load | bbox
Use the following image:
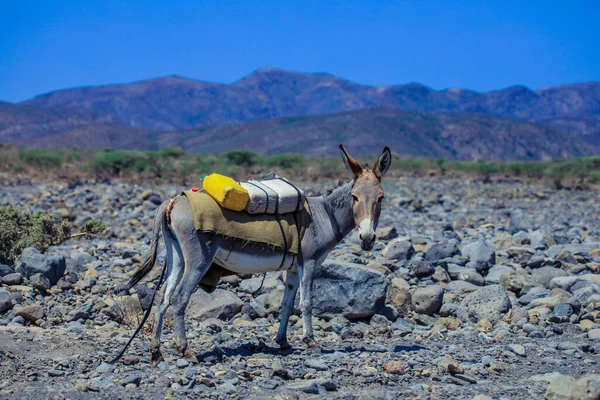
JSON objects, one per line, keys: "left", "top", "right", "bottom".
{"left": 201, "top": 173, "right": 249, "bottom": 211}
{"left": 202, "top": 173, "right": 305, "bottom": 214}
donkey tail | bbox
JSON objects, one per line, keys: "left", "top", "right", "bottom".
{"left": 124, "top": 199, "right": 170, "bottom": 292}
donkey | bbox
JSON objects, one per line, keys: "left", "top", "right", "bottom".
{"left": 119, "top": 144, "right": 391, "bottom": 362}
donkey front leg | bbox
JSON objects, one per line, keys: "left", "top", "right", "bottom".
{"left": 299, "top": 261, "right": 317, "bottom": 346}
{"left": 276, "top": 268, "right": 300, "bottom": 350}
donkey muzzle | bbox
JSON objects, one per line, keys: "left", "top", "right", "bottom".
{"left": 358, "top": 219, "right": 376, "bottom": 251}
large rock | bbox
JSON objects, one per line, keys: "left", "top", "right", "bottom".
{"left": 16, "top": 305, "right": 45, "bottom": 322}
{"left": 425, "top": 243, "right": 460, "bottom": 262}
{"left": 407, "top": 258, "right": 435, "bottom": 278}
{"left": 529, "top": 230, "right": 556, "bottom": 250}
{"left": 312, "top": 261, "right": 387, "bottom": 320}
{"left": 385, "top": 278, "right": 413, "bottom": 316}
{"left": 570, "top": 374, "right": 600, "bottom": 400}
{"left": 15, "top": 248, "right": 66, "bottom": 286}
{"left": 0, "top": 289, "right": 13, "bottom": 314}
{"left": 457, "top": 285, "right": 511, "bottom": 324}
{"left": 188, "top": 289, "right": 243, "bottom": 321}
{"left": 530, "top": 267, "right": 570, "bottom": 288}
{"left": 463, "top": 240, "right": 496, "bottom": 266}
{"left": 412, "top": 285, "right": 444, "bottom": 315}
{"left": 382, "top": 239, "right": 415, "bottom": 261}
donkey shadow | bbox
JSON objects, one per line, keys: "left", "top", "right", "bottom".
{"left": 191, "top": 341, "right": 427, "bottom": 363}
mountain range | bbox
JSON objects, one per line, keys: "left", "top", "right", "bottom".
{"left": 1, "top": 68, "right": 599, "bottom": 159}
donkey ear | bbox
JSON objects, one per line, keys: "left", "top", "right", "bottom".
{"left": 339, "top": 144, "right": 363, "bottom": 179}
{"left": 373, "top": 146, "right": 392, "bottom": 180}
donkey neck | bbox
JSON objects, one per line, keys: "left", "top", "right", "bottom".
{"left": 321, "top": 181, "right": 355, "bottom": 242}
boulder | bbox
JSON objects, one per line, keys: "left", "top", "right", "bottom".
{"left": 312, "top": 261, "right": 387, "bottom": 320}
{"left": 457, "top": 285, "right": 511, "bottom": 324}
{"left": 425, "top": 243, "right": 460, "bottom": 262}
{"left": 0, "top": 289, "right": 13, "bottom": 314}
{"left": 412, "top": 285, "right": 444, "bottom": 315}
{"left": 382, "top": 239, "right": 414, "bottom": 261}
{"left": 188, "top": 289, "right": 243, "bottom": 321}
{"left": 16, "top": 305, "right": 45, "bottom": 322}
{"left": 407, "top": 259, "right": 435, "bottom": 278}
{"left": 15, "top": 248, "right": 66, "bottom": 286}
{"left": 569, "top": 375, "right": 600, "bottom": 400}
{"left": 385, "top": 277, "right": 413, "bottom": 316}
{"left": 0, "top": 264, "right": 11, "bottom": 277}
{"left": 463, "top": 240, "right": 496, "bottom": 266}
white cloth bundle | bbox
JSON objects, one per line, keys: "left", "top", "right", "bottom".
{"left": 240, "top": 177, "right": 305, "bottom": 214}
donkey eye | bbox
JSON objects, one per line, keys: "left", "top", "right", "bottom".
{"left": 352, "top": 195, "right": 359, "bottom": 203}
{"left": 378, "top": 196, "right": 385, "bottom": 203}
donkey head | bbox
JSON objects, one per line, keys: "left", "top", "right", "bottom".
{"left": 339, "top": 144, "right": 392, "bottom": 251}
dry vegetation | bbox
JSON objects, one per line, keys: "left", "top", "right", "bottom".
{"left": 1, "top": 144, "right": 599, "bottom": 189}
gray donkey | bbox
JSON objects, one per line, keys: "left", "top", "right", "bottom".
{"left": 117, "top": 144, "right": 391, "bottom": 363}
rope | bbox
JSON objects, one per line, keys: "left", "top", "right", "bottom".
{"left": 109, "top": 261, "right": 167, "bottom": 364}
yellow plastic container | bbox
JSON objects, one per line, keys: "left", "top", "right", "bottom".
{"left": 202, "top": 173, "right": 249, "bottom": 211}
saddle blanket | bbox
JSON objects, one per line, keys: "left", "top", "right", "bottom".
{"left": 182, "top": 190, "right": 309, "bottom": 255}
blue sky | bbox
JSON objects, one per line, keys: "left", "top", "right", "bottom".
{"left": 1, "top": 0, "right": 599, "bottom": 103}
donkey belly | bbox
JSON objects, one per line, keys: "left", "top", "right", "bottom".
{"left": 213, "top": 245, "right": 295, "bottom": 274}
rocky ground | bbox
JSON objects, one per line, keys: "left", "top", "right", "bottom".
{"left": 1, "top": 176, "right": 600, "bottom": 399}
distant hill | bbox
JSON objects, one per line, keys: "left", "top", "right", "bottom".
{"left": 3, "top": 69, "right": 599, "bottom": 160}
{"left": 13, "top": 108, "right": 595, "bottom": 160}
{"left": 0, "top": 101, "right": 115, "bottom": 142}
{"left": 22, "top": 69, "right": 600, "bottom": 133}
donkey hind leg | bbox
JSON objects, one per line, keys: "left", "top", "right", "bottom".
{"left": 150, "top": 228, "right": 184, "bottom": 363}
{"left": 276, "top": 268, "right": 300, "bottom": 350}
{"left": 171, "top": 233, "right": 217, "bottom": 357}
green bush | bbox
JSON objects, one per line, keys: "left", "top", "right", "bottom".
{"left": 159, "top": 147, "right": 185, "bottom": 159}
{"left": 92, "top": 150, "right": 151, "bottom": 174}
{"left": 223, "top": 150, "right": 258, "bottom": 167}
{"left": 589, "top": 170, "right": 600, "bottom": 184}
{"left": 262, "top": 153, "right": 305, "bottom": 169}
{"left": 18, "top": 149, "right": 63, "bottom": 168}
{"left": 0, "top": 205, "right": 106, "bottom": 266}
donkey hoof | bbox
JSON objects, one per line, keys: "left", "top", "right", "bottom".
{"left": 302, "top": 336, "right": 318, "bottom": 349}
{"left": 277, "top": 340, "right": 292, "bottom": 351}
{"left": 151, "top": 350, "right": 164, "bottom": 364}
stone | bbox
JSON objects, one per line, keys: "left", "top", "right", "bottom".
{"left": 0, "top": 289, "right": 14, "bottom": 313}
{"left": 312, "top": 261, "right": 387, "bottom": 320}
{"left": 30, "top": 273, "right": 51, "bottom": 291}
{"left": 95, "top": 362, "right": 115, "bottom": 374}
{"left": 529, "top": 230, "right": 556, "bottom": 250}
{"left": 463, "top": 240, "right": 496, "bottom": 266}
{"left": 15, "top": 305, "right": 45, "bottom": 322}
{"left": 408, "top": 259, "right": 435, "bottom": 277}
{"left": 188, "top": 289, "right": 243, "bottom": 321}
{"left": 1, "top": 273, "right": 23, "bottom": 285}
{"left": 425, "top": 243, "right": 460, "bottom": 262}
{"left": 376, "top": 226, "right": 398, "bottom": 240}
{"left": 412, "top": 285, "right": 444, "bottom": 315}
{"left": 134, "top": 284, "right": 154, "bottom": 311}
{"left": 0, "top": 264, "right": 11, "bottom": 277}
{"left": 569, "top": 374, "right": 600, "bottom": 400}
{"left": 544, "top": 374, "right": 576, "bottom": 400}
{"left": 457, "top": 285, "right": 511, "bottom": 324}
{"left": 15, "top": 248, "right": 66, "bottom": 286}
{"left": 507, "top": 343, "right": 526, "bottom": 357}
{"left": 530, "top": 267, "right": 570, "bottom": 288}
{"left": 383, "top": 361, "right": 408, "bottom": 374}
{"left": 286, "top": 379, "right": 338, "bottom": 394}
{"left": 485, "top": 265, "right": 513, "bottom": 285}
{"left": 304, "top": 358, "right": 328, "bottom": 371}
{"left": 382, "top": 239, "right": 414, "bottom": 260}
{"left": 239, "top": 274, "right": 281, "bottom": 294}
{"left": 588, "top": 329, "right": 600, "bottom": 340}
{"left": 437, "top": 358, "right": 464, "bottom": 374}
{"left": 432, "top": 266, "right": 451, "bottom": 283}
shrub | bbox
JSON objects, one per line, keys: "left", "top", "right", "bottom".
{"left": 0, "top": 205, "right": 106, "bottom": 266}
{"left": 223, "top": 150, "right": 258, "bottom": 167}
{"left": 159, "top": 147, "right": 185, "bottom": 159}
{"left": 262, "top": 153, "right": 305, "bottom": 169}
{"left": 92, "top": 150, "right": 151, "bottom": 174}
{"left": 18, "top": 149, "right": 63, "bottom": 168}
